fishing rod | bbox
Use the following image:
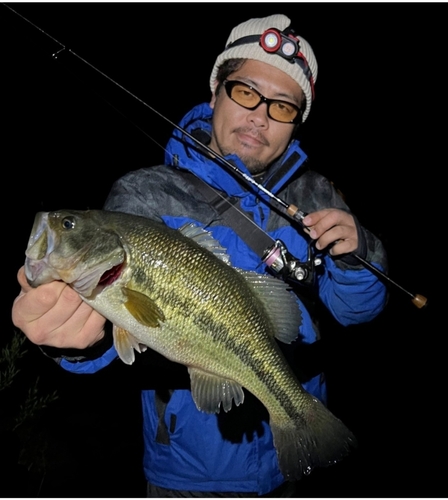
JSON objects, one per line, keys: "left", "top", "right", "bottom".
{"left": 145, "top": 117, "right": 428, "bottom": 309}
{"left": 4, "top": 4, "right": 427, "bottom": 309}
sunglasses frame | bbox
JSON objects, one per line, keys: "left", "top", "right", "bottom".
{"left": 223, "top": 80, "right": 303, "bottom": 125}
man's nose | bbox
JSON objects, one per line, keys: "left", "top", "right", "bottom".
{"left": 246, "top": 102, "right": 269, "bottom": 127}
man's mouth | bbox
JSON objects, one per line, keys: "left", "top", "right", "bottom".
{"left": 234, "top": 128, "right": 269, "bottom": 147}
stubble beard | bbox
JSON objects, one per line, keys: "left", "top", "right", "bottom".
{"left": 214, "top": 129, "right": 271, "bottom": 176}
{"left": 227, "top": 151, "right": 268, "bottom": 175}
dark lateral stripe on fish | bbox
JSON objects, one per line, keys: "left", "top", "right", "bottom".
{"left": 192, "top": 305, "right": 304, "bottom": 424}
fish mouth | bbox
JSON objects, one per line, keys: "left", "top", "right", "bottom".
{"left": 25, "top": 248, "right": 126, "bottom": 298}
{"left": 25, "top": 212, "right": 60, "bottom": 287}
{"left": 24, "top": 211, "right": 126, "bottom": 298}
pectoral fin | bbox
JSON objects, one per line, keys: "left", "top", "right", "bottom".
{"left": 113, "top": 325, "right": 147, "bottom": 365}
{"left": 122, "top": 287, "right": 165, "bottom": 327}
{"left": 188, "top": 367, "right": 245, "bottom": 414}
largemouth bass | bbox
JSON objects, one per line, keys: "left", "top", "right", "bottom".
{"left": 24, "top": 209, "right": 356, "bottom": 480}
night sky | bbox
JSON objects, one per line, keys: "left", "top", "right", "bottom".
{"left": 1, "top": 3, "right": 441, "bottom": 497}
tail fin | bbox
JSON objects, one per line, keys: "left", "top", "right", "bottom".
{"left": 270, "top": 397, "right": 357, "bottom": 480}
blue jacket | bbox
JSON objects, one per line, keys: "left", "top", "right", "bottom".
{"left": 58, "top": 102, "right": 387, "bottom": 495}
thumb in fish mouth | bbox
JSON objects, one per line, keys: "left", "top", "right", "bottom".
{"left": 25, "top": 257, "right": 61, "bottom": 288}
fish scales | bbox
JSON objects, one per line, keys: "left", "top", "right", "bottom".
{"left": 102, "top": 231, "right": 307, "bottom": 447}
{"left": 125, "top": 218, "right": 281, "bottom": 383}
{"left": 24, "top": 209, "right": 357, "bottom": 480}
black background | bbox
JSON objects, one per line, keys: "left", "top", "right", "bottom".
{"left": 1, "top": 2, "right": 442, "bottom": 497}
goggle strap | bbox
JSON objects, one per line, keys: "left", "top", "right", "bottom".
{"left": 225, "top": 33, "right": 313, "bottom": 91}
{"left": 225, "top": 35, "right": 260, "bottom": 50}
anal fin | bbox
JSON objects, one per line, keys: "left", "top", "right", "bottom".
{"left": 188, "top": 367, "right": 245, "bottom": 413}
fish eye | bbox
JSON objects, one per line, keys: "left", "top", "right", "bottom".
{"left": 62, "top": 216, "right": 76, "bottom": 230}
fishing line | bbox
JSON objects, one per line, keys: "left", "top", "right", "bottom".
{"left": 3, "top": 5, "right": 268, "bottom": 251}
{"left": 3, "top": 3, "right": 427, "bottom": 308}
{"left": 4, "top": 5, "right": 293, "bottom": 212}
{"left": 4, "top": 3, "right": 64, "bottom": 47}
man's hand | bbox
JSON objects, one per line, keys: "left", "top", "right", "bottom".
{"left": 12, "top": 266, "right": 106, "bottom": 349}
{"left": 302, "top": 209, "right": 359, "bottom": 256}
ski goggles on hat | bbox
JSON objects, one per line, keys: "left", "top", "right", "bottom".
{"left": 223, "top": 80, "right": 303, "bottom": 124}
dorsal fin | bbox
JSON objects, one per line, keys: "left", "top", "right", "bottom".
{"left": 237, "top": 270, "right": 302, "bottom": 344}
{"left": 178, "top": 223, "right": 231, "bottom": 265}
{"left": 178, "top": 223, "right": 302, "bottom": 344}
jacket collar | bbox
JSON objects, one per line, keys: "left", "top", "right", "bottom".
{"left": 165, "top": 102, "right": 308, "bottom": 198}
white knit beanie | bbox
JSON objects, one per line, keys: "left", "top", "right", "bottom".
{"left": 209, "top": 14, "right": 318, "bottom": 123}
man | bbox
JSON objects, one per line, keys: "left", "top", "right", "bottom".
{"left": 12, "top": 14, "right": 387, "bottom": 497}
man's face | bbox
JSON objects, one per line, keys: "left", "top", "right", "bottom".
{"left": 209, "top": 59, "right": 304, "bottom": 175}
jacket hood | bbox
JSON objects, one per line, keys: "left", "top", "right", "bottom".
{"left": 165, "top": 102, "right": 308, "bottom": 199}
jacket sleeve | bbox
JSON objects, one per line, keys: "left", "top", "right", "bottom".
{"left": 39, "top": 322, "right": 118, "bottom": 374}
{"left": 316, "top": 255, "right": 388, "bottom": 326}
{"left": 290, "top": 170, "right": 388, "bottom": 326}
